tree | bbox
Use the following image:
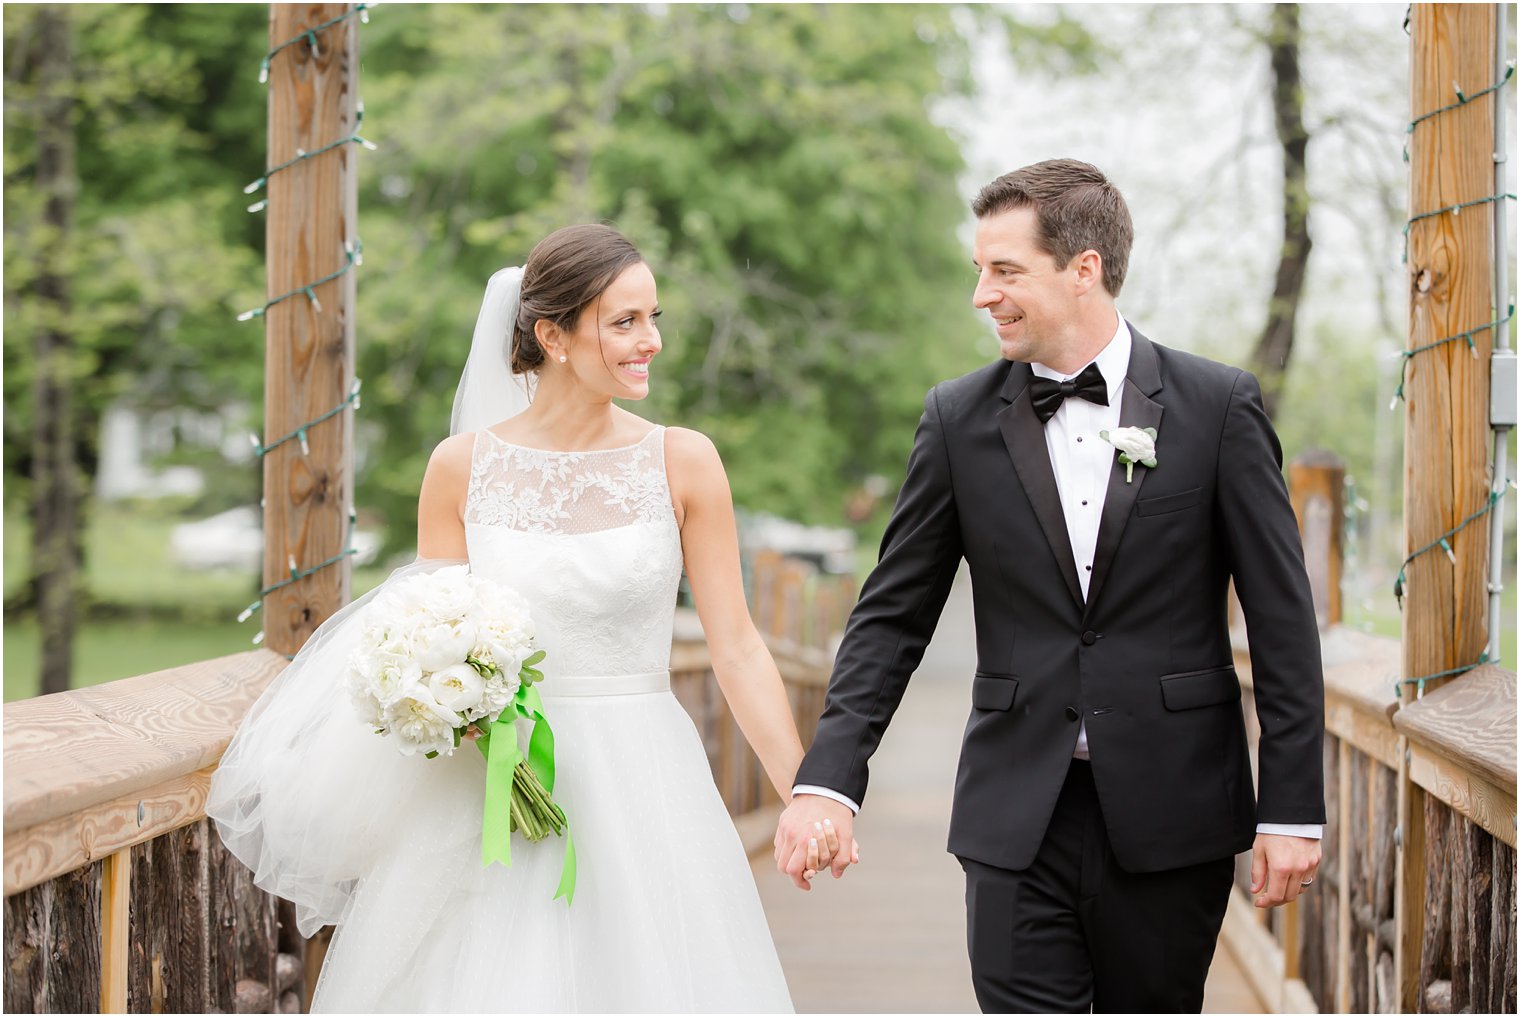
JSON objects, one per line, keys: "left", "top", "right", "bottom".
{"left": 1249, "top": 2, "right": 1312, "bottom": 420}
{"left": 3, "top": 4, "right": 265, "bottom": 686}
{"left": 351, "top": 4, "right": 1095, "bottom": 549}
{"left": 11, "top": 7, "right": 81, "bottom": 694}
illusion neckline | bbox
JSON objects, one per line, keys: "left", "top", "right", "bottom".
{"left": 479, "top": 424, "right": 663, "bottom": 456}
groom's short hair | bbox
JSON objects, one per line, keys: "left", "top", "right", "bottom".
{"left": 972, "top": 160, "right": 1133, "bottom": 297}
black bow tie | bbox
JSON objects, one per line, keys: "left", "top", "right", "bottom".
{"left": 1028, "top": 363, "right": 1109, "bottom": 424}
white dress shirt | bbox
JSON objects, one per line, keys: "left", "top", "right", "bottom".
{"left": 797, "top": 311, "right": 1320, "bottom": 840}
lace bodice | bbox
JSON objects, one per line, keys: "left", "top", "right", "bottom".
{"left": 463, "top": 426, "right": 683, "bottom": 680}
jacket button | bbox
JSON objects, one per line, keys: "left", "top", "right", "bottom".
{"left": 1064, "top": 706, "right": 1080, "bottom": 722}
{"left": 1081, "top": 631, "right": 1098, "bottom": 645}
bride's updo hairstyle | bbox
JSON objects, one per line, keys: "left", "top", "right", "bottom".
{"left": 511, "top": 224, "right": 644, "bottom": 374}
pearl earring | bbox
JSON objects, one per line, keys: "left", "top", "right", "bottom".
{"left": 558, "top": 355, "right": 567, "bottom": 363}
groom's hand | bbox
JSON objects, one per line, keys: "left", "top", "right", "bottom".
{"left": 1250, "top": 833, "right": 1321, "bottom": 908}
{"left": 774, "top": 794, "right": 856, "bottom": 891}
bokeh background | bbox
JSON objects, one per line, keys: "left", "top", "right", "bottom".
{"left": 4, "top": 3, "right": 1515, "bottom": 699}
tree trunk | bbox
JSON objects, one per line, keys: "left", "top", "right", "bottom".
{"left": 28, "top": 7, "right": 82, "bottom": 697}
{"left": 1249, "top": 2, "right": 1313, "bottom": 420}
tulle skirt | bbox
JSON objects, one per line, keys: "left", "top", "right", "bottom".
{"left": 207, "top": 562, "right": 792, "bottom": 1014}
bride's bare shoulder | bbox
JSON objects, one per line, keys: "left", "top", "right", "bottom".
{"left": 663, "top": 426, "right": 722, "bottom": 470}
{"left": 419, "top": 432, "right": 477, "bottom": 508}
{"left": 663, "top": 427, "right": 729, "bottom": 520}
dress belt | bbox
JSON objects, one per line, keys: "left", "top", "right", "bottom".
{"left": 537, "top": 669, "right": 671, "bottom": 698}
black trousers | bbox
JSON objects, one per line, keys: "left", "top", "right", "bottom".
{"left": 959, "top": 760, "right": 1234, "bottom": 1014}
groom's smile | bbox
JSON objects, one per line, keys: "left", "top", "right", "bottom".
{"left": 972, "top": 206, "right": 1114, "bottom": 374}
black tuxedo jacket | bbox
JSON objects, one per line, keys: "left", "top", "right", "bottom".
{"left": 795, "top": 327, "right": 1326, "bottom": 874}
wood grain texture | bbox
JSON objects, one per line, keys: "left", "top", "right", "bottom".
{"left": 4, "top": 651, "right": 286, "bottom": 834}
{"left": 128, "top": 823, "right": 211, "bottom": 1013}
{"left": 2, "top": 860, "right": 102, "bottom": 1013}
{"left": 1491, "top": 840, "right": 1517, "bottom": 1013}
{"left": 1407, "top": 743, "right": 1517, "bottom": 846}
{"left": 1392, "top": 663, "right": 1517, "bottom": 793}
{"left": 208, "top": 821, "right": 278, "bottom": 1014}
{"left": 1419, "top": 795, "right": 1455, "bottom": 1009}
{"left": 1396, "top": 738, "right": 1428, "bottom": 1013}
{"left": 6, "top": 766, "right": 215, "bottom": 896}
{"left": 100, "top": 849, "right": 129, "bottom": 1012}
{"left": 1404, "top": 3, "right": 1498, "bottom": 697}
{"left": 262, "top": 3, "right": 358, "bottom": 658}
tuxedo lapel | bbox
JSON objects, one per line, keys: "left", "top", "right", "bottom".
{"left": 997, "top": 363, "right": 1085, "bottom": 610}
{"left": 1083, "top": 329, "right": 1164, "bottom": 622}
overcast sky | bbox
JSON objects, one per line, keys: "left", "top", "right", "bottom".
{"left": 938, "top": 3, "right": 1515, "bottom": 364}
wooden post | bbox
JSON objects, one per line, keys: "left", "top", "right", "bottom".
{"left": 1289, "top": 449, "right": 1346, "bottom": 630}
{"left": 1403, "top": 4, "right": 1497, "bottom": 699}
{"left": 1337, "top": 738, "right": 1353, "bottom": 1012}
{"left": 99, "top": 849, "right": 129, "bottom": 1013}
{"left": 750, "top": 550, "right": 781, "bottom": 635}
{"left": 1396, "top": 736, "right": 1430, "bottom": 1014}
{"left": 261, "top": 4, "right": 360, "bottom": 657}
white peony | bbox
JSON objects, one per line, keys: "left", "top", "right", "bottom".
{"left": 345, "top": 668, "right": 387, "bottom": 729}
{"left": 383, "top": 684, "right": 462, "bottom": 757}
{"left": 429, "top": 662, "right": 486, "bottom": 714}
{"left": 362, "top": 649, "right": 425, "bottom": 707}
{"left": 411, "top": 616, "right": 479, "bottom": 672}
{"left": 347, "top": 567, "right": 542, "bottom": 757}
{"left": 420, "top": 566, "right": 477, "bottom": 621}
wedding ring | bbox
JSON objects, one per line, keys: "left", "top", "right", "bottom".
{"left": 1300, "top": 878, "right": 1314, "bottom": 887}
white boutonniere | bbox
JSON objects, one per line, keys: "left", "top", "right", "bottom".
{"left": 1099, "top": 426, "right": 1157, "bottom": 483}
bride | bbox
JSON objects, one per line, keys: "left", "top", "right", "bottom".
{"left": 207, "top": 224, "right": 853, "bottom": 1012}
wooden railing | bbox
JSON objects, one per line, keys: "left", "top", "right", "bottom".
{"left": 3, "top": 553, "right": 849, "bottom": 1013}
{"left": 1219, "top": 455, "right": 1517, "bottom": 1013}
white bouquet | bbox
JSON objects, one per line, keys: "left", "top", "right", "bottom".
{"left": 344, "top": 565, "right": 574, "bottom": 893}
{"left": 345, "top": 565, "right": 540, "bottom": 757}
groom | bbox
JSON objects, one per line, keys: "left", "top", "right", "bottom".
{"left": 777, "top": 160, "right": 1325, "bottom": 1012}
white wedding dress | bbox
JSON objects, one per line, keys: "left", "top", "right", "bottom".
{"left": 208, "top": 425, "right": 793, "bottom": 1013}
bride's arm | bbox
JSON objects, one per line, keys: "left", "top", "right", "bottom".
{"left": 665, "top": 427, "right": 805, "bottom": 802}
{"left": 417, "top": 433, "right": 473, "bottom": 559}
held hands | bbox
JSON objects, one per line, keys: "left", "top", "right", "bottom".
{"left": 1250, "top": 833, "right": 1321, "bottom": 908}
{"left": 774, "top": 794, "right": 859, "bottom": 891}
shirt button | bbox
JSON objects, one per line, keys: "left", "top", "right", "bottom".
{"left": 1064, "top": 706, "right": 1080, "bottom": 722}
{"left": 1076, "top": 436, "right": 1084, "bottom": 443}
{"left": 1081, "top": 500, "right": 1088, "bottom": 506}
{"left": 1085, "top": 565, "right": 1092, "bottom": 571}
{"left": 1081, "top": 631, "right": 1098, "bottom": 645}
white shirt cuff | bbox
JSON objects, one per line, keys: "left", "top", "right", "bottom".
{"left": 1256, "top": 822, "right": 1323, "bottom": 839}
{"left": 791, "top": 785, "right": 861, "bottom": 814}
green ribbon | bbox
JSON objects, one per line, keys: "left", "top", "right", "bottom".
{"left": 477, "top": 682, "right": 576, "bottom": 903}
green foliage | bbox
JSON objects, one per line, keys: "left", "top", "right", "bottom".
{"left": 4, "top": 4, "right": 1096, "bottom": 575}
{"left": 351, "top": 4, "right": 1077, "bottom": 548}
{"left": 3, "top": 4, "right": 267, "bottom": 515}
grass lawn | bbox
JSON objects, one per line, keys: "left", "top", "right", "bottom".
{"left": 4, "top": 504, "right": 394, "bottom": 702}
{"left": 3, "top": 619, "right": 258, "bottom": 701}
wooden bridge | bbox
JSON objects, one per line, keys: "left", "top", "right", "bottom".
{"left": 8, "top": 454, "right": 1513, "bottom": 1013}
{"left": 5, "top": 4, "right": 1515, "bottom": 1013}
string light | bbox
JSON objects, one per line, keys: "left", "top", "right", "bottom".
{"left": 1407, "top": 62, "right": 1514, "bottom": 132}
{"left": 237, "top": 504, "right": 363, "bottom": 656}
{"left": 1389, "top": 304, "right": 1514, "bottom": 408}
{"left": 1392, "top": 482, "right": 1512, "bottom": 608}
{"left": 237, "top": 239, "right": 363, "bottom": 321}
{"left": 258, "top": 3, "right": 376, "bottom": 84}
{"left": 1401, "top": 68, "right": 1517, "bottom": 265}
{"left": 247, "top": 379, "right": 362, "bottom": 459}
{"left": 241, "top": 5, "right": 373, "bottom": 645}
{"left": 1391, "top": 55, "right": 1515, "bottom": 698}
{"left": 245, "top": 104, "right": 376, "bottom": 210}
{"left": 1397, "top": 653, "right": 1489, "bottom": 700}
